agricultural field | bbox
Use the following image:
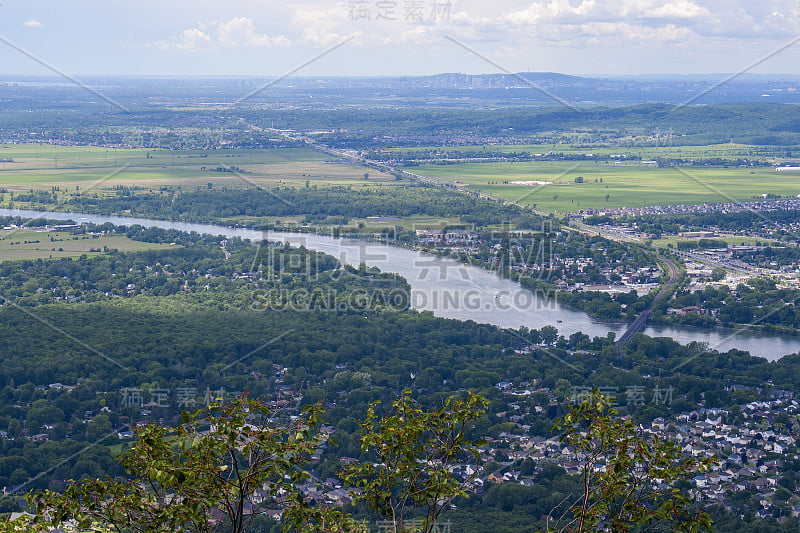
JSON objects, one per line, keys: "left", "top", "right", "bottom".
{"left": 409, "top": 160, "right": 800, "bottom": 213}
{"left": 342, "top": 215, "right": 464, "bottom": 231}
{"left": 651, "top": 234, "right": 778, "bottom": 249}
{"left": 214, "top": 214, "right": 464, "bottom": 232}
{"left": 0, "top": 145, "right": 396, "bottom": 193}
{"left": 0, "top": 228, "right": 169, "bottom": 261}
{"left": 398, "top": 142, "right": 800, "bottom": 161}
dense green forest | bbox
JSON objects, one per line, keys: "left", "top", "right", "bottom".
{"left": 0, "top": 222, "right": 408, "bottom": 309}
{"left": 257, "top": 103, "right": 800, "bottom": 146}
{"left": 657, "top": 277, "right": 800, "bottom": 333}
{"left": 4, "top": 103, "right": 800, "bottom": 148}
{"left": 2, "top": 227, "right": 800, "bottom": 530}
{"left": 23, "top": 185, "right": 545, "bottom": 229}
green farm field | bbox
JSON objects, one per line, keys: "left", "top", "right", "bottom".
{"left": 0, "top": 229, "right": 169, "bottom": 261}
{"left": 409, "top": 160, "right": 800, "bottom": 213}
{"left": 398, "top": 142, "right": 800, "bottom": 161}
{"left": 214, "top": 214, "right": 464, "bottom": 232}
{"left": 651, "top": 234, "right": 778, "bottom": 248}
{"left": 0, "top": 145, "right": 395, "bottom": 191}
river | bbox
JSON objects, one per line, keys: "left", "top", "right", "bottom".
{"left": 3, "top": 208, "right": 800, "bottom": 361}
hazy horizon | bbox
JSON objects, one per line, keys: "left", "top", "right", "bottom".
{"left": 2, "top": 72, "right": 800, "bottom": 81}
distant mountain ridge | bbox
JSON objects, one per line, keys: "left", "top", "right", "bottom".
{"left": 408, "top": 72, "right": 591, "bottom": 87}
{"left": 3, "top": 72, "right": 800, "bottom": 107}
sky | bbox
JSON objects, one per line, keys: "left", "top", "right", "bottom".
{"left": 1, "top": 0, "right": 800, "bottom": 77}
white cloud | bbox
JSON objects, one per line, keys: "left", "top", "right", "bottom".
{"left": 643, "top": 1, "right": 712, "bottom": 19}
{"left": 147, "top": 1, "right": 800, "bottom": 56}
{"left": 140, "top": 1, "right": 800, "bottom": 75}
{"left": 23, "top": 19, "right": 43, "bottom": 28}
{"left": 289, "top": 5, "right": 355, "bottom": 47}
{"left": 280, "top": 0, "right": 712, "bottom": 48}
{"left": 420, "top": 1, "right": 705, "bottom": 46}
{"left": 618, "top": 21, "right": 696, "bottom": 41}
{"left": 215, "top": 17, "right": 290, "bottom": 47}
{"left": 156, "top": 17, "right": 289, "bottom": 51}
{"left": 166, "top": 28, "right": 213, "bottom": 51}
{"left": 321, "top": 0, "right": 800, "bottom": 45}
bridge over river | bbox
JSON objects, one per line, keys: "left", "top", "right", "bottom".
{"left": 616, "top": 257, "right": 680, "bottom": 353}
